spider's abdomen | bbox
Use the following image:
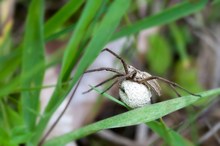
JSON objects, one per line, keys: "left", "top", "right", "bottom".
{"left": 119, "top": 80, "right": 152, "bottom": 108}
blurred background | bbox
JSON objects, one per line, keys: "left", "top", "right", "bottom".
{"left": 1, "top": 0, "right": 220, "bottom": 146}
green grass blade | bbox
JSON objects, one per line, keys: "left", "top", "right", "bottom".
{"left": 147, "top": 121, "right": 194, "bottom": 146}
{"left": 45, "top": 1, "right": 108, "bottom": 42}
{"left": 92, "top": 86, "right": 204, "bottom": 146}
{"left": 43, "top": 88, "right": 220, "bottom": 146}
{"left": 44, "top": 0, "right": 84, "bottom": 38}
{"left": 45, "top": 23, "right": 76, "bottom": 42}
{"left": 44, "top": 0, "right": 208, "bottom": 42}
{"left": 90, "top": 86, "right": 129, "bottom": 108}
{"left": 0, "top": 51, "right": 21, "bottom": 81}
{"left": 67, "top": 0, "right": 131, "bottom": 86}
{"left": 59, "top": 0, "right": 103, "bottom": 83}
{"left": 111, "top": 0, "right": 208, "bottom": 41}
{"left": 32, "top": 1, "right": 131, "bottom": 144}
{"left": 21, "top": 0, "right": 45, "bottom": 131}
{"left": 169, "top": 23, "right": 188, "bottom": 62}
{"left": 46, "top": 0, "right": 131, "bottom": 115}
{"left": 0, "top": 47, "right": 61, "bottom": 98}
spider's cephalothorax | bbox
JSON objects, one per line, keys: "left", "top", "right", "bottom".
{"left": 126, "top": 64, "right": 161, "bottom": 96}
{"left": 118, "top": 65, "right": 161, "bottom": 108}
{"left": 84, "top": 48, "right": 200, "bottom": 109}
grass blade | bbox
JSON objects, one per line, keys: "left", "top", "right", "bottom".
{"left": 59, "top": 0, "right": 103, "bottom": 83}
{"left": 44, "top": 0, "right": 208, "bottom": 42}
{"left": 45, "top": 0, "right": 132, "bottom": 118}
{"left": 111, "top": 0, "right": 208, "bottom": 41}
{"left": 169, "top": 23, "right": 188, "bottom": 62}
{"left": 44, "top": 0, "right": 84, "bottom": 38}
{"left": 90, "top": 86, "right": 129, "bottom": 108}
{"left": 92, "top": 86, "right": 207, "bottom": 146}
{"left": 67, "top": 0, "right": 131, "bottom": 86}
{"left": 43, "top": 88, "right": 220, "bottom": 146}
{"left": 147, "top": 121, "right": 194, "bottom": 146}
{"left": 32, "top": 1, "right": 131, "bottom": 144}
{"left": 45, "top": 24, "right": 76, "bottom": 42}
{"left": 21, "top": 0, "right": 45, "bottom": 131}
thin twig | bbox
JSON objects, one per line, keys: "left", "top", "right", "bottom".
{"left": 96, "top": 130, "right": 146, "bottom": 146}
{"left": 38, "top": 76, "right": 83, "bottom": 146}
{"left": 199, "top": 120, "right": 220, "bottom": 144}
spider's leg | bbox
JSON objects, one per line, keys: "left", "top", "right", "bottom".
{"left": 84, "top": 67, "right": 123, "bottom": 75}
{"left": 169, "top": 84, "right": 182, "bottom": 97}
{"left": 101, "top": 80, "right": 119, "bottom": 94}
{"left": 102, "top": 48, "right": 128, "bottom": 74}
{"left": 101, "top": 70, "right": 136, "bottom": 94}
{"left": 83, "top": 74, "right": 122, "bottom": 94}
{"left": 141, "top": 76, "right": 201, "bottom": 97}
{"left": 155, "top": 76, "right": 201, "bottom": 97}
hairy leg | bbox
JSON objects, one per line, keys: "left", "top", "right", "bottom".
{"left": 101, "top": 79, "right": 119, "bottom": 94}
{"left": 169, "top": 84, "right": 182, "bottom": 97}
{"left": 102, "top": 48, "right": 128, "bottom": 74}
{"left": 101, "top": 70, "right": 136, "bottom": 94}
{"left": 83, "top": 74, "right": 122, "bottom": 94}
{"left": 84, "top": 67, "right": 124, "bottom": 75}
{"left": 140, "top": 76, "right": 201, "bottom": 97}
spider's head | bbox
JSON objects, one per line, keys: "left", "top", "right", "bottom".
{"left": 127, "top": 65, "right": 136, "bottom": 73}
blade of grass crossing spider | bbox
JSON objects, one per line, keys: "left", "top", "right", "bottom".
{"left": 90, "top": 86, "right": 129, "bottom": 108}
{"left": 21, "top": 0, "right": 45, "bottom": 131}
{"left": 93, "top": 86, "right": 196, "bottom": 146}
{"left": 44, "top": 0, "right": 84, "bottom": 38}
{"left": 59, "top": 0, "right": 103, "bottom": 83}
{"left": 111, "top": 0, "right": 208, "bottom": 41}
{"left": 43, "top": 88, "right": 220, "bottom": 146}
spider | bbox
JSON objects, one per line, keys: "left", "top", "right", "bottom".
{"left": 83, "top": 48, "right": 200, "bottom": 108}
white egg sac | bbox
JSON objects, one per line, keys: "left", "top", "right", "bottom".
{"left": 119, "top": 80, "right": 152, "bottom": 108}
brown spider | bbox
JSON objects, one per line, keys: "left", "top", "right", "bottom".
{"left": 83, "top": 48, "right": 199, "bottom": 108}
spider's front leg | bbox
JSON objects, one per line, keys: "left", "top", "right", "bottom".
{"left": 101, "top": 70, "right": 137, "bottom": 94}
{"left": 83, "top": 48, "right": 131, "bottom": 94}
{"left": 84, "top": 67, "right": 123, "bottom": 75}
{"left": 83, "top": 66, "right": 125, "bottom": 94}
{"left": 83, "top": 74, "right": 123, "bottom": 94}
{"left": 101, "top": 48, "right": 129, "bottom": 74}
